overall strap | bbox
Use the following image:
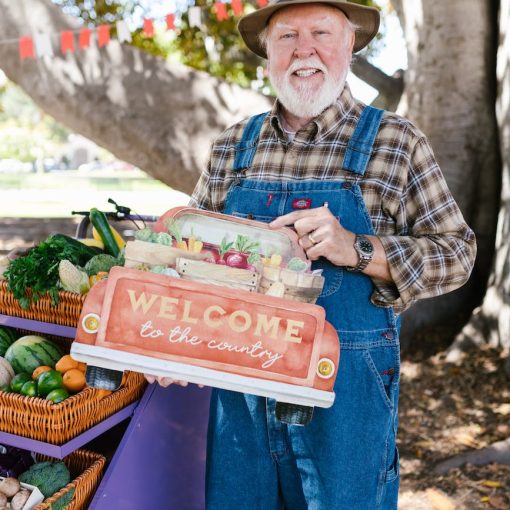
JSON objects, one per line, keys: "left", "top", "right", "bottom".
{"left": 342, "top": 105, "right": 384, "bottom": 176}
{"left": 233, "top": 112, "right": 270, "bottom": 172}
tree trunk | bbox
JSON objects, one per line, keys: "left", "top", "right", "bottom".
{"left": 448, "top": 0, "right": 510, "bottom": 363}
{"left": 0, "top": 0, "right": 272, "bottom": 195}
{"left": 394, "top": 0, "right": 501, "bottom": 346}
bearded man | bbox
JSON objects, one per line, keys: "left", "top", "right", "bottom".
{"left": 187, "top": 1, "right": 476, "bottom": 508}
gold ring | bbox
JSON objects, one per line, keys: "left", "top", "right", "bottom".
{"left": 308, "top": 232, "right": 317, "bottom": 245}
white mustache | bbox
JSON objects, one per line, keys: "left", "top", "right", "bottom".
{"left": 286, "top": 58, "right": 327, "bottom": 76}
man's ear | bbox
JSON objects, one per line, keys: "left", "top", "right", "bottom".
{"left": 347, "top": 30, "right": 355, "bottom": 53}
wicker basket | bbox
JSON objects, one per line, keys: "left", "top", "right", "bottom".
{"left": 34, "top": 449, "right": 106, "bottom": 510}
{"left": 0, "top": 281, "right": 86, "bottom": 327}
{"left": 0, "top": 370, "right": 146, "bottom": 444}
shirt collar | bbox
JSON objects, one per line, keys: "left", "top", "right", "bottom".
{"left": 268, "top": 83, "right": 358, "bottom": 142}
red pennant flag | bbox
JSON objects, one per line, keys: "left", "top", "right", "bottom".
{"left": 256, "top": 0, "right": 268, "bottom": 6}
{"left": 143, "top": 18, "right": 155, "bottom": 38}
{"left": 79, "top": 28, "right": 92, "bottom": 49}
{"left": 215, "top": 3, "right": 229, "bottom": 21}
{"left": 97, "top": 24, "right": 111, "bottom": 48}
{"left": 166, "top": 14, "right": 175, "bottom": 30}
{"left": 19, "top": 36, "right": 35, "bottom": 61}
{"left": 61, "top": 31, "right": 75, "bottom": 54}
{"left": 231, "top": 0, "right": 244, "bottom": 16}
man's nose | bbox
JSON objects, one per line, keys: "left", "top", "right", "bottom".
{"left": 293, "top": 34, "right": 317, "bottom": 59}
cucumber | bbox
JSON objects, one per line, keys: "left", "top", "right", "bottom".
{"left": 89, "top": 208, "right": 120, "bottom": 256}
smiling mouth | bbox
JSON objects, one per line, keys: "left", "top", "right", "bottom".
{"left": 293, "top": 68, "right": 323, "bottom": 78}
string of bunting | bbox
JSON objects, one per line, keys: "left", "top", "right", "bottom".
{"left": 14, "top": 0, "right": 268, "bottom": 61}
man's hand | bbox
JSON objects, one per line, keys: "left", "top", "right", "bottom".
{"left": 269, "top": 205, "right": 393, "bottom": 282}
{"left": 144, "top": 374, "right": 204, "bottom": 389}
{"left": 269, "top": 205, "right": 358, "bottom": 267}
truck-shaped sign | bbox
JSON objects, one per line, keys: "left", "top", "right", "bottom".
{"left": 71, "top": 208, "right": 340, "bottom": 421}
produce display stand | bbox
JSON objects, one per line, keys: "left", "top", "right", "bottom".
{"left": 0, "top": 210, "right": 210, "bottom": 509}
{"left": 0, "top": 311, "right": 209, "bottom": 509}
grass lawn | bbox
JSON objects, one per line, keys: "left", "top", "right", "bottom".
{"left": 0, "top": 170, "right": 190, "bottom": 218}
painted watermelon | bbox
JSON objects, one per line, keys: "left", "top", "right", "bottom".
{"left": 0, "top": 326, "right": 18, "bottom": 357}
{"left": 4, "top": 335, "right": 63, "bottom": 374}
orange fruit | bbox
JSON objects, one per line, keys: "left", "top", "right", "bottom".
{"left": 55, "top": 354, "right": 79, "bottom": 373}
{"left": 62, "top": 368, "right": 86, "bottom": 392}
{"left": 32, "top": 365, "right": 52, "bottom": 380}
{"left": 76, "top": 362, "right": 87, "bottom": 373}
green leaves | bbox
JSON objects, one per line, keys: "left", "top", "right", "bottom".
{"left": 4, "top": 235, "right": 94, "bottom": 308}
{"left": 233, "top": 234, "right": 259, "bottom": 254}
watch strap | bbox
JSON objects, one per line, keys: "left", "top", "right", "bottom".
{"left": 346, "top": 234, "right": 373, "bottom": 272}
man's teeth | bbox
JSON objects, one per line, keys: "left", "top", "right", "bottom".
{"left": 294, "top": 69, "right": 319, "bottom": 77}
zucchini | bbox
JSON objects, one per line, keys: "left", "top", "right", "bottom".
{"left": 89, "top": 208, "right": 120, "bottom": 256}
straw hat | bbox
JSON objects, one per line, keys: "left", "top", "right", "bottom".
{"left": 238, "top": 0, "right": 380, "bottom": 58}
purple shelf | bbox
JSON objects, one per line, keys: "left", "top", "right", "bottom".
{"left": 0, "top": 314, "right": 76, "bottom": 339}
{"left": 0, "top": 399, "right": 139, "bottom": 459}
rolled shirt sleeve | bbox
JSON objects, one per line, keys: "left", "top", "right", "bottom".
{"left": 372, "top": 136, "right": 477, "bottom": 313}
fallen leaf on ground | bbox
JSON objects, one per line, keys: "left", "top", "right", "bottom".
{"left": 426, "top": 488, "right": 456, "bottom": 510}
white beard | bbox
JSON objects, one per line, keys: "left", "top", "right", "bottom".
{"left": 270, "top": 57, "right": 348, "bottom": 118}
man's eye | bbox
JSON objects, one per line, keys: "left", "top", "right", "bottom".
{"left": 280, "top": 33, "right": 296, "bottom": 39}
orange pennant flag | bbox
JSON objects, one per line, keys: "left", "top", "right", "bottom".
{"left": 97, "top": 24, "right": 111, "bottom": 48}
{"left": 79, "top": 28, "right": 92, "bottom": 49}
{"left": 19, "top": 36, "right": 35, "bottom": 61}
{"left": 143, "top": 18, "right": 155, "bottom": 38}
{"left": 61, "top": 31, "right": 75, "bottom": 54}
{"left": 166, "top": 14, "right": 175, "bottom": 30}
{"left": 231, "top": 0, "right": 244, "bottom": 16}
{"left": 215, "top": 3, "right": 229, "bottom": 21}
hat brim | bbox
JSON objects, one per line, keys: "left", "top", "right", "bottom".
{"left": 238, "top": 0, "right": 380, "bottom": 59}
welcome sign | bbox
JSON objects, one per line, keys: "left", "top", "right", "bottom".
{"left": 72, "top": 267, "right": 340, "bottom": 407}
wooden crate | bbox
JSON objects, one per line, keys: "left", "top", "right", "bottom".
{"left": 124, "top": 240, "right": 207, "bottom": 269}
{"left": 260, "top": 267, "right": 324, "bottom": 303}
{"left": 176, "top": 258, "right": 260, "bottom": 292}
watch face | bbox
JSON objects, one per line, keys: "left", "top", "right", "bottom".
{"left": 358, "top": 236, "right": 374, "bottom": 255}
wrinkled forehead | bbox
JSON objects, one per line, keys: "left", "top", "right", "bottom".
{"left": 268, "top": 3, "right": 349, "bottom": 31}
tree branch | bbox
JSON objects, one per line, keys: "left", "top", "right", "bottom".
{"left": 351, "top": 55, "right": 404, "bottom": 111}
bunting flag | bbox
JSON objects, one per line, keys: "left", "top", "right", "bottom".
{"left": 143, "top": 19, "right": 155, "bottom": 38}
{"left": 188, "top": 7, "right": 202, "bottom": 28}
{"left": 79, "top": 28, "right": 92, "bottom": 49}
{"left": 97, "top": 24, "right": 111, "bottom": 48}
{"left": 19, "top": 37, "right": 35, "bottom": 60}
{"left": 34, "top": 33, "right": 54, "bottom": 57}
{"left": 116, "top": 20, "right": 132, "bottom": 43}
{"left": 166, "top": 14, "right": 175, "bottom": 30}
{"left": 231, "top": 0, "right": 244, "bottom": 16}
{"left": 13, "top": 0, "right": 264, "bottom": 63}
{"left": 215, "top": 3, "right": 229, "bottom": 22}
{"left": 61, "top": 31, "right": 75, "bottom": 54}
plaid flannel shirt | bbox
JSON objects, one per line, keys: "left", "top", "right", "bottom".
{"left": 190, "top": 84, "right": 476, "bottom": 313}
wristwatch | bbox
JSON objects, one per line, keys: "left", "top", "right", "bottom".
{"left": 346, "top": 234, "right": 374, "bottom": 272}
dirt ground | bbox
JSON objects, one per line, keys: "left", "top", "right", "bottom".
{"left": 1, "top": 218, "right": 509, "bottom": 510}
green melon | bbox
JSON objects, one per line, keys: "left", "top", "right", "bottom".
{"left": 0, "top": 326, "right": 18, "bottom": 356}
{"left": 4, "top": 335, "right": 63, "bottom": 374}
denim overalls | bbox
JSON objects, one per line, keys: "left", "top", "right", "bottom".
{"left": 206, "top": 106, "right": 401, "bottom": 510}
